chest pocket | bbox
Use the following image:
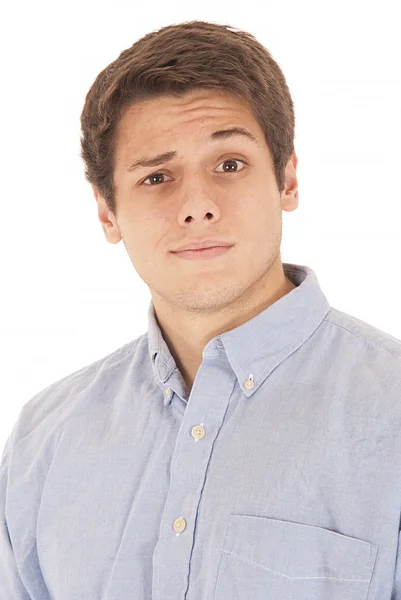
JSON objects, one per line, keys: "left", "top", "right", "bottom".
{"left": 214, "top": 514, "right": 378, "bottom": 600}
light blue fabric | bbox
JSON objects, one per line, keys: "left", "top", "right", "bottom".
{"left": 1, "top": 262, "right": 401, "bottom": 600}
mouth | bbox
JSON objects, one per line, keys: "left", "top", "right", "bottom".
{"left": 172, "top": 245, "right": 233, "bottom": 260}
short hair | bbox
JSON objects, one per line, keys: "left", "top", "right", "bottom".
{"left": 79, "top": 20, "right": 295, "bottom": 216}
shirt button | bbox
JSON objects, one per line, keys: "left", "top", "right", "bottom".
{"left": 191, "top": 424, "right": 206, "bottom": 440}
{"left": 173, "top": 517, "right": 187, "bottom": 535}
{"left": 244, "top": 374, "right": 254, "bottom": 390}
{"left": 164, "top": 387, "right": 172, "bottom": 399}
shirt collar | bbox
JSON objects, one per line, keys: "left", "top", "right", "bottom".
{"left": 147, "top": 262, "right": 331, "bottom": 405}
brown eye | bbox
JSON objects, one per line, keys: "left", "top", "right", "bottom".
{"left": 142, "top": 173, "right": 173, "bottom": 186}
{"left": 215, "top": 159, "right": 245, "bottom": 173}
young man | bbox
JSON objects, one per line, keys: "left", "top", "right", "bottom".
{"left": 1, "top": 20, "right": 400, "bottom": 600}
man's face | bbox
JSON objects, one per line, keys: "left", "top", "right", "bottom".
{"left": 94, "top": 88, "right": 298, "bottom": 314}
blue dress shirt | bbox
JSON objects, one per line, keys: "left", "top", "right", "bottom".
{"left": 1, "top": 262, "right": 401, "bottom": 599}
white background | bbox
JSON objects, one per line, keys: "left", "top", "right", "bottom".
{"left": 1, "top": 0, "right": 400, "bottom": 451}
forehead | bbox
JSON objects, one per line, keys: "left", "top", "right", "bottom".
{"left": 116, "top": 89, "right": 262, "bottom": 143}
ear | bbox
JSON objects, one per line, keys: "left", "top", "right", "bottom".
{"left": 92, "top": 186, "right": 122, "bottom": 244}
{"left": 281, "top": 152, "right": 299, "bottom": 212}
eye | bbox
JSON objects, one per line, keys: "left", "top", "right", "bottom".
{"left": 215, "top": 158, "right": 246, "bottom": 174}
{"left": 142, "top": 172, "right": 172, "bottom": 186}
{"left": 141, "top": 158, "right": 247, "bottom": 186}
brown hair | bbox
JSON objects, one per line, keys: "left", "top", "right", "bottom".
{"left": 80, "top": 20, "right": 295, "bottom": 216}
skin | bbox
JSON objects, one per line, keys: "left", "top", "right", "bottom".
{"left": 92, "top": 88, "right": 299, "bottom": 395}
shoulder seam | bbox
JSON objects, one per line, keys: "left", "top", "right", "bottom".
{"left": 324, "top": 317, "right": 401, "bottom": 359}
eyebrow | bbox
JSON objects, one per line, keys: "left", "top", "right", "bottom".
{"left": 126, "top": 127, "right": 262, "bottom": 173}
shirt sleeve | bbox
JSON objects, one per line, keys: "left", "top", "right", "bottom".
{"left": 0, "top": 430, "right": 32, "bottom": 600}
